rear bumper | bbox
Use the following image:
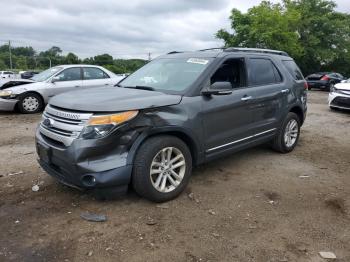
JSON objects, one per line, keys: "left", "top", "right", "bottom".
{"left": 328, "top": 92, "right": 350, "bottom": 110}
{"left": 0, "top": 98, "right": 17, "bottom": 111}
{"left": 307, "top": 80, "right": 329, "bottom": 89}
{"left": 35, "top": 128, "right": 134, "bottom": 190}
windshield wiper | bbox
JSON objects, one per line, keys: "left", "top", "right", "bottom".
{"left": 123, "top": 85, "right": 155, "bottom": 91}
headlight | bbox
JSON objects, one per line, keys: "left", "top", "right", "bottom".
{"left": 80, "top": 110, "right": 138, "bottom": 139}
{"left": 0, "top": 90, "right": 13, "bottom": 98}
{"left": 330, "top": 86, "right": 339, "bottom": 93}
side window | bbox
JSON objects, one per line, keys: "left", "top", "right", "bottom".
{"left": 55, "top": 68, "right": 81, "bottom": 81}
{"left": 282, "top": 60, "right": 304, "bottom": 80}
{"left": 249, "top": 58, "right": 280, "bottom": 85}
{"left": 83, "top": 67, "right": 109, "bottom": 80}
{"left": 210, "top": 58, "right": 246, "bottom": 88}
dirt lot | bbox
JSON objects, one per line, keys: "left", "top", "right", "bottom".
{"left": 0, "top": 91, "right": 349, "bottom": 262}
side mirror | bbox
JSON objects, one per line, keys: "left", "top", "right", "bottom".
{"left": 51, "top": 76, "right": 60, "bottom": 83}
{"left": 202, "top": 81, "right": 233, "bottom": 96}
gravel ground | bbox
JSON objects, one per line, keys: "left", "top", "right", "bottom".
{"left": 0, "top": 91, "right": 349, "bottom": 262}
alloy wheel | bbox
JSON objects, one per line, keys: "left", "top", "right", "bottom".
{"left": 284, "top": 119, "right": 299, "bottom": 148}
{"left": 150, "top": 147, "right": 186, "bottom": 193}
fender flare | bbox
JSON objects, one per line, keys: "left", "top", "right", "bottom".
{"left": 126, "top": 126, "right": 203, "bottom": 166}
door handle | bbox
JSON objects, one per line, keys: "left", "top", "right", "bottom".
{"left": 281, "top": 89, "right": 289, "bottom": 93}
{"left": 74, "top": 85, "right": 80, "bottom": 88}
{"left": 241, "top": 96, "right": 252, "bottom": 101}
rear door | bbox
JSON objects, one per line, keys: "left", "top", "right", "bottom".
{"left": 82, "top": 67, "right": 112, "bottom": 89}
{"left": 246, "top": 57, "right": 286, "bottom": 134}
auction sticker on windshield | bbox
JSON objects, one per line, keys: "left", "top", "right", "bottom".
{"left": 187, "top": 58, "right": 209, "bottom": 65}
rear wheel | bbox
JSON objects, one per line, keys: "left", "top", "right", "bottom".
{"left": 18, "top": 93, "right": 44, "bottom": 114}
{"left": 272, "top": 112, "right": 300, "bottom": 153}
{"left": 132, "top": 135, "right": 192, "bottom": 202}
{"left": 327, "top": 82, "right": 335, "bottom": 92}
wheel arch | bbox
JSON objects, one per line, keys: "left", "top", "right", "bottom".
{"left": 127, "top": 127, "right": 202, "bottom": 167}
{"left": 289, "top": 105, "right": 304, "bottom": 125}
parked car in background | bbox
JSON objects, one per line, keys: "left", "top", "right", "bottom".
{"left": 21, "top": 71, "right": 40, "bottom": 79}
{"left": 35, "top": 48, "right": 307, "bottom": 202}
{"left": 0, "top": 71, "right": 15, "bottom": 79}
{"left": 0, "top": 65, "right": 124, "bottom": 113}
{"left": 329, "top": 78, "right": 350, "bottom": 110}
{"left": 115, "top": 73, "right": 130, "bottom": 79}
{"left": 306, "top": 72, "right": 345, "bottom": 91}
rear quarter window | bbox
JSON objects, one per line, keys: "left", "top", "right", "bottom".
{"left": 282, "top": 60, "right": 304, "bottom": 80}
{"left": 249, "top": 58, "right": 282, "bottom": 85}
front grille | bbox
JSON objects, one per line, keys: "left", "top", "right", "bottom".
{"left": 331, "top": 96, "right": 350, "bottom": 109}
{"left": 39, "top": 105, "right": 93, "bottom": 146}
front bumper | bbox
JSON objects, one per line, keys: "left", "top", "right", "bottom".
{"left": 0, "top": 98, "right": 18, "bottom": 111}
{"left": 328, "top": 91, "right": 350, "bottom": 110}
{"left": 35, "top": 128, "right": 135, "bottom": 190}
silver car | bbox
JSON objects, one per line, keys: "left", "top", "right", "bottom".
{"left": 0, "top": 65, "right": 124, "bottom": 113}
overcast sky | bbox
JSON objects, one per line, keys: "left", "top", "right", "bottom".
{"left": 0, "top": 0, "right": 349, "bottom": 59}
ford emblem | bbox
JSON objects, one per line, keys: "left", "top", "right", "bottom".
{"left": 43, "top": 118, "right": 55, "bottom": 128}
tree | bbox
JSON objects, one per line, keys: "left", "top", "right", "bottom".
{"left": 93, "top": 54, "right": 114, "bottom": 66}
{"left": 0, "top": 44, "right": 147, "bottom": 73}
{"left": 216, "top": 0, "right": 350, "bottom": 76}
{"left": 64, "top": 52, "right": 80, "bottom": 64}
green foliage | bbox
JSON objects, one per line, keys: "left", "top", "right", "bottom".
{"left": 0, "top": 45, "right": 147, "bottom": 74}
{"left": 64, "top": 52, "right": 80, "bottom": 64}
{"left": 216, "top": 0, "right": 350, "bottom": 76}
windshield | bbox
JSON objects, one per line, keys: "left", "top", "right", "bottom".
{"left": 119, "top": 58, "right": 212, "bottom": 92}
{"left": 31, "top": 67, "right": 63, "bottom": 82}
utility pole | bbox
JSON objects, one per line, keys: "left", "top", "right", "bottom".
{"left": 148, "top": 52, "right": 151, "bottom": 61}
{"left": 8, "top": 40, "right": 13, "bottom": 70}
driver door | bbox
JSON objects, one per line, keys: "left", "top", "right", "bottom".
{"left": 47, "top": 67, "right": 83, "bottom": 100}
{"left": 201, "top": 58, "right": 256, "bottom": 154}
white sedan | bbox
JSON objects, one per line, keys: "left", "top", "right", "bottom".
{"left": 0, "top": 65, "right": 125, "bottom": 113}
{"left": 329, "top": 78, "right": 350, "bottom": 110}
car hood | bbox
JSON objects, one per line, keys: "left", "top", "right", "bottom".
{"left": 335, "top": 82, "right": 350, "bottom": 91}
{"left": 2, "top": 81, "right": 44, "bottom": 92}
{"left": 0, "top": 79, "right": 36, "bottom": 90}
{"left": 49, "top": 87, "right": 183, "bottom": 112}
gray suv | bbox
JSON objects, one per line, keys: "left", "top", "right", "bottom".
{"left": 35, "top": 48, "right": 307, "bottom": 202}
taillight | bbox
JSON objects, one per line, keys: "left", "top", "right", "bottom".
{"left": 321, "top": 75, "right": 330, "bottom": 81}
{"left": 304, "top": 82, "right": 308, "bottom": 90}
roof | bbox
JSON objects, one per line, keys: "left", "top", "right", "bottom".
{"left": 52, "top": 64, "right": 106, "bottom": 68}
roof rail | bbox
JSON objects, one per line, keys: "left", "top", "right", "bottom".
{"left": 224, "top": 47, "right": 289, "bottom": 56}
{"left": 198, "top": 47, "right": 225, "bottom": 52}
{"left": 167, "top": 51, "right": 183, "bottom": 54}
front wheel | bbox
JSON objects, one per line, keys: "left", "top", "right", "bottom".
{"left": 132, "top": 135, "right": 192, "bottom": 202}
{"left": 18, "top": 93, "right": 44, "bottom": 114}
{"left": 271, "top": 112, "right": 301, "bottom": 153}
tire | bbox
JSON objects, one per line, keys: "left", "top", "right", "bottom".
{"left": 271, "top": 112, "right": 301, "bottom": 153}
{"left": 132, "top": 135, "right": 192, "bottom": 202}
{"left": 18, "top": 93, "right": 44, "bottom": 114}
{"left": 327, "top": 82, "right": 335, "bottom": 92}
